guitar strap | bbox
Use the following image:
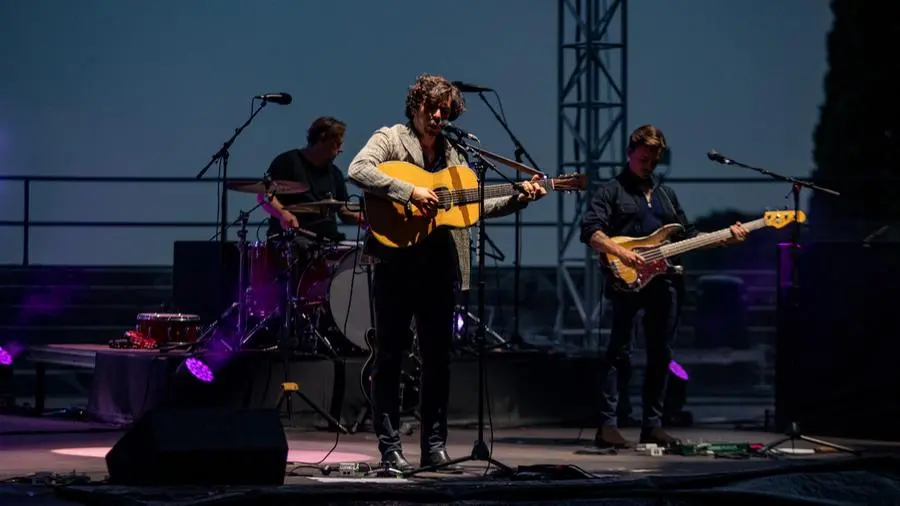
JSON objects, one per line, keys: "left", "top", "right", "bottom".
{"left": 655, "top": 181, "right": 686, "bottom": 231}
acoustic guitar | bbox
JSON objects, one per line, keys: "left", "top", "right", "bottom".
{"left": 600, "top": 210, "right": 807, "bottom": 292}
{"left": 364, "top": 161, "right": 587, "bottom": 248}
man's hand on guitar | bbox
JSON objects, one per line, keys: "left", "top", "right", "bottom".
{"left": 517, "top": 174, "right": 548, "bottom": 202}
{"left": 616, "top": 247, "right": 646, "bottom": 268}
{"left": 410, "top": 186, "right": 439, "bottom": 217}
{"left": 725, "top": 222, "right": 750, "bottom": 244}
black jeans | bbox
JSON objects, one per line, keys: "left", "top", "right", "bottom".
{"left": 600, "top": 277, "right": 681, "bottom": 429}
{"left": 369, "top": 231, "right": 457, "bottom": 456}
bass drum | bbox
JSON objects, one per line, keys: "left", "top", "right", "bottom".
{"left": 296, "top": 244, "right": 375, "bottom": 352}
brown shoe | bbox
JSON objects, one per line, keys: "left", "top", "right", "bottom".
{"left": 593, "top": 426, "right": 632, "bottom": 449}
{"left": 639, "top": 427, "right": 680, "bottom": 447}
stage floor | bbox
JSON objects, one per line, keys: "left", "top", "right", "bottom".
{"left": 2, "top": 415, "right": 900, "bottom": 505}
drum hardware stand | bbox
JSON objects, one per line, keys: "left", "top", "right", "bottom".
{"left": 402, "top": 133, "right": 515, "bottom": 477}
{"left": 453, "top": 306, "right": 508, "bottom": 352}
{"left": 706, "top": 151, "right": 845, "bottom": 458}
{"left": 198, "top": 189, "right": 274, "bottom": 352}
{"left": 276, "top": 237, "right": 349, "bottom": 433}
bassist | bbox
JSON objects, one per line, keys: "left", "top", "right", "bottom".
{"left": 347, "top": 73, "right": 546, "bottom": 471}
{"left": 580, "top": 124, "right": 748, "bottom": 450}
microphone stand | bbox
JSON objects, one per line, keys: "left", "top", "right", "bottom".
{"left": 477, "top": 91, "right": 541, "bottom": 349}
{"left": 403, "top": 134, "right": 516, "bottom": 477}
{"left": 195, "top": 99, "right": 269, "bottom": 316}
{"left": 709, "top": 154, "right": 852, "bottom": 457}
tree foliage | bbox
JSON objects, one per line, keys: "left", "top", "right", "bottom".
{"left": 809, "top": 0, "right": 900, "bottom": 240}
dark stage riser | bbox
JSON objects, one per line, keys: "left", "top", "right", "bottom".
{"left": 776, "top": 242, "right": 900, "bottom": 441}
{"left": 86, "top": 351, "right": 607, "bottom": 429}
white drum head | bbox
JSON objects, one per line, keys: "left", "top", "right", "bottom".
{"left": 328, "top": 249, "right": 374, "bottom": 350}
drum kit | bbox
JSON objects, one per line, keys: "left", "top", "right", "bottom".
{"left": 135, "top": 177, "right": 379, "bottom": 359}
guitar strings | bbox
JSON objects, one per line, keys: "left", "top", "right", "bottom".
{"left": 438, "top": 179, "right": 553, "bottom": 206}
{"left": 623, "top": 220, "right": 766, "bottom": 263}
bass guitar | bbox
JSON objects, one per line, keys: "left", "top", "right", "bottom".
{"left": 364, "top": 161, "right": 586, "bottom": 248}
{"left": 600, "top": 210, "right": 806, "bottom": 292}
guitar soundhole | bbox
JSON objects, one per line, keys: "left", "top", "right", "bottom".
{"left": 433, "top": 187, "right": 452, "bottom": 210}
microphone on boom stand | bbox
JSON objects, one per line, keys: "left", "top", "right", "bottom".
{"left": 451, "top": 80, "right": 541, "bottom": 351}
{"left": 253, "top": 92, "right": 293, "bottom": 105}
{"left": 704, "top": 149, "right": 850, "bottom": 458}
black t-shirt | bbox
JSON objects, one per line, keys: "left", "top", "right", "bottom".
{"left": 265, "top": 149, "right": 349, "bottom": 241}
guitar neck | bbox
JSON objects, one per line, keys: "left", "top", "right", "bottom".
{"left": 658, "top": 218, "right": 767, "bottom": 258}
{"left": 451, "top": 179, "right": 553, "bottom": 205}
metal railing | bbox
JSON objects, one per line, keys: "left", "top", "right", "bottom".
{"left": 0, "top": 174, "right": 780, "bottom": 266}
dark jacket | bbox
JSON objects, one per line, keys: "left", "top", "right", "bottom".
{"left": 581, "top": 170, "right": 697, "bottom": 242}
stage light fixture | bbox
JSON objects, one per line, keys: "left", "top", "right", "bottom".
{"left": 0, "top": 346, "right": 12, "bottom": 366}
{"left": 177, "top": 356, "right": 215, "bottom": 383}
{"left": 669, "top": 359, "right": 688, "bottom": 381}
{"left": 664, "top": 359, "right": 692, "bottom": 427}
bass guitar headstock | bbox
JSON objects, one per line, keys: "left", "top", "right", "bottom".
{"left": 763, "top": 210, "right": 807, "bottom": 229}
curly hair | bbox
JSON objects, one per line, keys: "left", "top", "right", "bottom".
{"left": 404, "top": 73, "right": 466, "bottom": 122}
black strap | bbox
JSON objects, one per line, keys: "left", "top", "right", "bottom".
{"left": 655, "top": 182, "right": 684, "bottom": 230}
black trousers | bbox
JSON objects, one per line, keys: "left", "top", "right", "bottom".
{"left": 600, "top": 277, "right": 681, "bottom": 429}
{"left": 369, "top": 231, "right": 458, "bottom": 456}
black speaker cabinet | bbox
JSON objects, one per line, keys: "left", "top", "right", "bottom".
{"left": 105, "top": 407, "right": 288, "bottom": 485}
{"left": 172, "top": 241, "right": 241, "bottom": 324}
{"left": 775, "top": 242, "right": 900, "bottom": 440}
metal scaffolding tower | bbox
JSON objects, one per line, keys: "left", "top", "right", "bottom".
{"left": 555, "top": 0, "right": 628, "bottom": 348}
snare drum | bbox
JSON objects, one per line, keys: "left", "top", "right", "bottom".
{"left": 246, "top": 241, "right": 287, "bottom": 318}
{"left": 295, "top": 244, "right": 375, "bottom": 351}
{"left": 136, "top": 313, "right": 201, "bottom": 345}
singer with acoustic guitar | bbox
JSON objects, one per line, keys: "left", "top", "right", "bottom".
{"left": 580, "top": 124, "right": 750, "bottom": 451}
{"left": 347, "top": 73, "right": 547, "bottom": 472}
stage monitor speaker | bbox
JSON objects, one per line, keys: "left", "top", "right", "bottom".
{"left": 172, "top": 241, "right": 241, "bottom": 324}
{"left": 105, "top": 407, "right": 288, "bottom": 485}
{"left": 775, "top": 242, "right": 900, "bottom": 440}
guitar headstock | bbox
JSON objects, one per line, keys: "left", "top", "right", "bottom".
{"left": 550, "top": 173, "right": 588, "bottom": 192}
{"left": 763, "top": 210, "right": 807, "bottom": 229}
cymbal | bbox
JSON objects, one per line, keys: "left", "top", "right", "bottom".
{"left": 284, "top": 199, "right": 362, "bottom": 213}
{"left": 471, "top": 147, "right": 545, "bottom": 177}
{"left": 225, "top": 179, "right": 309, "bottom": 194}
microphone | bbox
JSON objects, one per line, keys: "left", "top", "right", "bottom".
{"left": 452, "top": 81, "right": 494, "bottom": 93}
{"left": 254, "top": 93, "right": 292, "bottom": 105}
{"left": 441, "top": 121, "right": 480, "bottom": 143}
{"left": 707, "top": 150, "right": 733, "bottom": 165}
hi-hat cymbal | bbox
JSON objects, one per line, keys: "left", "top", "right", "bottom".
{"left": 225, "top": 179, "right": 309, "bottom": 194}
{"left": 284, "top": 199, "right": 361, "bottom": 213}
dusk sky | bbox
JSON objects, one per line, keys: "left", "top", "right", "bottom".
{"left": 0, "top": 0, "right": 832, "bottom": 266}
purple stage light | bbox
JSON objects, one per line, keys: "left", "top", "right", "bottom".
{"left": 0, "top": 346, "right": 11, "bottom": 366}
{"left": 184, "top": 357, "right": 214, "bottom": 383}
{"left": 669, "top": 360, "right": 688, "bottom": 381}
{"left": 455, "top": 314, "right": 465, "bottom": 332}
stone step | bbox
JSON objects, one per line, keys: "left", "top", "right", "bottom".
{"left": 0, "top": 304, "right": 163, "bottom": 327}
{"left": 0, "top": 325, "right": 125, "bottom": 346}
{"left": 0, "top": 285, "right": 171, "bottom": 307}
{"left": 0, "top": 266, "right": 172, "bottom": 287}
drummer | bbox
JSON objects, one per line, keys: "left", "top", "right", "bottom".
{"left": 257, "top": 116, "right": 365, "bottom": 247}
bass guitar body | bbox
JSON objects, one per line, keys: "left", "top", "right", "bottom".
{"left": 602, "top": 223, "right": 684, "bottom": 292}
{"left": 363, "top": 162, "right": 482, "bottom": 249}
{"left": 601, "top": 210, "right": 806, "bottom": 292}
